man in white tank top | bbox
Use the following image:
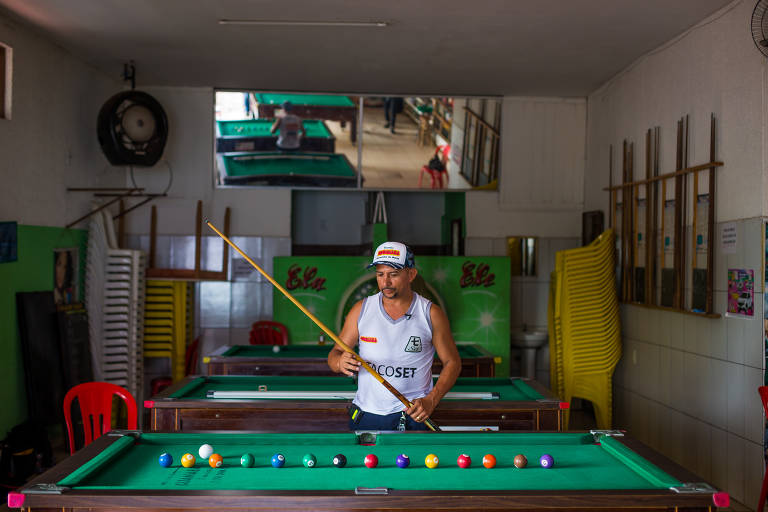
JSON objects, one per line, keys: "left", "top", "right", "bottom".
{"left": 328, "top": 242, "right": 461, "bottom": 430}
{"left": 270, "top": 101, "right": 304, "bottom": 150}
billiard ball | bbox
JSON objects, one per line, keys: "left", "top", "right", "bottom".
{"left": 272, "top": 345, "right": 281, "bottom": 353}
{"left": 332, "top": 454, "right": 347, "bottom": 468}
{"left": 271, "top": 453, "right": 285, "bottom": 468}
{"left": 364, "top": 454, "right": 378, "bottom": 468}
{"left": 303, "top": 453, "right": 317, "bottom": 468}
{"left": 424, "top": 453, "right": 439, "bottom": 469}
{"left": 482, "top": 454, "right": 496, "bottom": 469}
{"left": 539, "top": 454, "right": 554, "bottom": 468}
{"left": 158, "top": 452, "right": 173, "bottom": 467}
{"left": 208, "top": 454, "right": 223, "bottom": 468}
{"left": 395, "top": 454, "right": 410, "bottom": 468}
{"left": 240, "top": 453, "right": 255, "bottom": 468}
{"left": 198, "top": 444, "right": 214, "bottom": 460}
{"left": 513, "top": 454, "right": 528, "bottom": 468}
{"left": 181, "top": 453, "right": 196, "bottom": 468}
{"left": 457, "top": 454, "right": 471, "bottom": 469}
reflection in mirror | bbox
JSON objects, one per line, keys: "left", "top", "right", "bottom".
{"left": 507, "top": 236, "right": 537, "bottom": 276}
{"left": 214, "top": 91, "right": 501, "bottom": 190}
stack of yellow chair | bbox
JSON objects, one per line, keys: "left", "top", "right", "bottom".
{"left": 548, "top": 229, "right": 621, "bottom": 429}
{"left": 143, "top": 280, "right": 189, "bottom": 382}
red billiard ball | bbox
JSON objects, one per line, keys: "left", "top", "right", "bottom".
{"left": 482, "top": 454, "right": 496, "bottom": 468}
{"left": 364, "top": 454, "right": 378, "bottom": 468}
{"left": 457, "top": 454, "right": 471, "bottom": 468}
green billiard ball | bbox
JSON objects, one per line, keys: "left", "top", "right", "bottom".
{"left": 240, "top": 453, "right": 255, "bottom": 468}
{"left": 302, "top": 453, "right": 317, "bottom": 468}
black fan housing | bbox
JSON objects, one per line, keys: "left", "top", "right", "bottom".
{"left": 97, "top": 90, "right": 168, "bottom": 166}
{"left": 751, "top": 0, "right": 768, "bottom": 57}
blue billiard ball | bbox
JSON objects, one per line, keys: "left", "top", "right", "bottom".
{"left": 158, "top": 452, "right": 173, "bottom": 467}
{"left": 271, "top": 453, "right": 285, "bottom": 468}
{"left": 396, "top": 454, "right": 410, "bottom": 468}
{"left": 539, "top": 454, "right": 554, "bottom": 468}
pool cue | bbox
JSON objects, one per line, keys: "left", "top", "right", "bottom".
{"left": 206, "top": 220, "right": 441, "bottom": 432}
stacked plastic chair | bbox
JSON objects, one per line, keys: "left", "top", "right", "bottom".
{"left": 143, "top": 281, "right": 190, "bottom": 382}
{"left": 549, "top": 229, "right": 621, "bottom": 429}
{"left": 85, "top": 209, "right": 146, "bottom": 399}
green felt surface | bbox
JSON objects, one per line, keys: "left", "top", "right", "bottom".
{"left": 220, "top": 343, "right": 487, "bottom": 359}
{"left": 169, "top": 376, "right": 544, "bottom": 401}
{"left": 58, "top": 432, "right": 681, "bottom": 491}
{"left": 217, "top": 119, "right": 332, "bottom": 138}
{"left": 221, "top": 153, "right": 355, "bottom": 178}
{"left": 255, "top": 93, "right": 355, "bottom": 107}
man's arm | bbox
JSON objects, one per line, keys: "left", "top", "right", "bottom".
{"left": 270, "top": 118, "right": 280, "bottom": 134}
{"left": 406, "top": 305, "right": 461, "bottom": 421}
{"left": 327, "top": 300, "right": 362, "bottom": 375}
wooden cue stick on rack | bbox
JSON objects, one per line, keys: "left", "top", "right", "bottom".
{"left": 205, "top": 220, "right": 441, "bottom": 432}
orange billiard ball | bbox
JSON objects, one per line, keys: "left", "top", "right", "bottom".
{"left": 208, "top": 453, "right": 223, "bottom": 468}
{"left": 482, "top": 454, "right": 496, "bottom": 468}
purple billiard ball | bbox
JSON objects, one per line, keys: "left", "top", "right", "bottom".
{"left": 539, "top": 454, "right": 554, "bottom": 468}
{"left": 395, "top": 454, "right": 410, "bottom": 468}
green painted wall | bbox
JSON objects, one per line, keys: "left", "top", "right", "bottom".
{"left": 0, "top": 225, "right": 87, "bottom": 436}
{"left": 441, "top": 192, "right": 465, "bottom": 246}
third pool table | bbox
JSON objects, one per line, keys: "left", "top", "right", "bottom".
{"left": 217, "top": 152, "right": 359, "bottom": 188}
{"left": 146, "top": 375, "right": 568, "bottom": 432}
{"left": 203, "top": 343, "right": 497, "bottom": 377}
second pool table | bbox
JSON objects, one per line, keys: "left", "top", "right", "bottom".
{"left": 217, "top": 152, "right": 359, "bottom": 188}
{"left": 215, "top": 119, "right": 336, "bottom": 153}
{"left": 203, "top": 342, "right": 497, "bottom": 377}
{"left": 254, "top": 93, "right": 357, "bottom": 143}
{"left": 9, "top": 431, "right": 728, "bottom": 511}
{"left": 146, "top": 375, "right": 568, "bottom": 432}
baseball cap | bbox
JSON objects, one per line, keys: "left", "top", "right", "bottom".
{"left": 367, "top": 242, "right": 415, "bottom": 270}
{"left": 281, "top": 100, "right": 293, "bottom": 111}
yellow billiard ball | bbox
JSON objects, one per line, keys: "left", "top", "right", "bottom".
{"left": 424, "top": 453, "right": 439, "bottom": 469}
{"left": 181, "top": 453, "right": 196, "bottom": 468}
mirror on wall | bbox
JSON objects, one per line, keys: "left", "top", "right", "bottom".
{"left": 214, "top": 90, "right": 501, "bottom": 190}
{"left": 507, "top": 236, "right": 537, "bottom": 276}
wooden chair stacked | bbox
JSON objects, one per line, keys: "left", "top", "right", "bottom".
{"left": 549, "top": 229, "right": 621, "bottom": 429}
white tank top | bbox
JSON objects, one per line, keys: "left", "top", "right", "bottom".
{"left": 276, "top": 114, "right": 302, "bottom": 149}
{"left": 353, "top": 291, "right": 434, "bottom": 415}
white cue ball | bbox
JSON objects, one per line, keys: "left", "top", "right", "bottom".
{"left": 272, "top": 345, "right": 280, "bottom": 353}
{"left": 199, "top": 444, "right": 214, "bottom": 460}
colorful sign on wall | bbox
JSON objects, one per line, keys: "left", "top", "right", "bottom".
{"left": 727, "top": 268, "right": 754, "bottom": 317}
{"left": 274, "top": 256, "right": 511, "bottom": 377}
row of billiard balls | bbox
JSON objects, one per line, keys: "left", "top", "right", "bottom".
{"left": 159, "top": 451, "right": 555, "bottom": 470}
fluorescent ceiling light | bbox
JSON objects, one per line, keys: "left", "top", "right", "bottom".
{"left": 219, "top": 19, "right": 388, "bottom": 27}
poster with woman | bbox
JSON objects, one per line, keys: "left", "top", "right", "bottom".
{"left": 726, "top": 268, "right": 754, "bottom": 317}
{"left": 53, "top": 248, "right": 77, "bottom": 305}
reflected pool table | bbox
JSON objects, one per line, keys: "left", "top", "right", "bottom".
{"left": 203, "top": 343, "right": 496, "bottom": 377}
{"left": 8, "top": 431, "right": 728, "bottom": 511}
{"left": 146, "top": 375, "right": 567, "bottom": 432}
{"left": 215, "top": 119, "right": 336, "bottom": 153}
{"left": 254, "top": 93, "right": 357, "bottom": 143}
{"left": 217, "top": 152, "right": 359, "bottom": 187}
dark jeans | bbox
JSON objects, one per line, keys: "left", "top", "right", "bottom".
{"left": 349, "top": 410, "right": 428, "bottom": 431}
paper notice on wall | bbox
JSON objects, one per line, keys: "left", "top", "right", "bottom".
{"left": 721, "top": 223, "right": 737, "bottom": 254}
{"left": 232, "top": 257, "right": 255, "bottom": 280}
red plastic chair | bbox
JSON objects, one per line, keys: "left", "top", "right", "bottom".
{"left": 150, "top": 338, "right": 201, "bottom": 395}
{"left": 418, "top": 144, "right": 450, "bottom": 189}
{"left": 757, "top": 386, "right": 768, "bottom": 511}
{"left": 249, "top": 320, "right": 289, "bottom": 345}
{"left": 63, "top": 382, "right": 137, "bottom": 454}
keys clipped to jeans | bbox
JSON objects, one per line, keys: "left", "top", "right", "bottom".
{"left": 398, "top": 412, "right": 406, "bottom": 431}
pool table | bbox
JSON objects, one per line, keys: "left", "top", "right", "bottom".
{"left": 146, "top": 375, "right": 567, "bottom": 432}
{"left": 8, "top": 431, "right": 729, "bottom": 511}
{"left": 215, "top": 119, "right": 336, "bottom": 153}
{"left": 203, "top": 343, "right": 497, "bottom": 377}
{"left": 254, "top": 93, "right": 357, "bottom": 143}
{"left": 217, "top": 152, "right": 359, "bottom": 188}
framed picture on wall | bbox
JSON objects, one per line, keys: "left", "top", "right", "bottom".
{"left": 54, "top": 248, "right": 78, "bottom": 305}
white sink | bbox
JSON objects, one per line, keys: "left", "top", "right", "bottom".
{"left": 510, "top": 329, "right": 548, "bottom": 349}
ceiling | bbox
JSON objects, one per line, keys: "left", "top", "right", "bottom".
{"left": 0, "top": 0, "right": 736, "bottom": 96}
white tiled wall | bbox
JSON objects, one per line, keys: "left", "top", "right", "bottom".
{"left": 615, "top": 217, "right": 765, "bottom": 509}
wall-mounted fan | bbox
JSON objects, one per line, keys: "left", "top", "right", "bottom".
{"left": 97, "top": 90, "right": 168, "bottom": 166}
{"left": 751, "top": 0, "right": 768, "bottom": 56}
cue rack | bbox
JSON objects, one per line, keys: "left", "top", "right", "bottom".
{"left": 605, "top": 113, "right": 723, "bottom": 316}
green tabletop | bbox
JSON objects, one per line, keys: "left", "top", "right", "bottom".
{"left": 221, "top": 152, "right": 356, "bottom": 178}
{"left": 217, "top": 344, "right": 490, "bottom": 360}
{"left": 216, "top": 119, "right": 332, "bottom": 138}
{"left": 169, "top": 376, "right": 545, "bottom": 401}
{"left": 58, "top": 432, "right": 680, "bottom": 491}
{"left": 254, "top": 93, "right": 355, "bottom": 108}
